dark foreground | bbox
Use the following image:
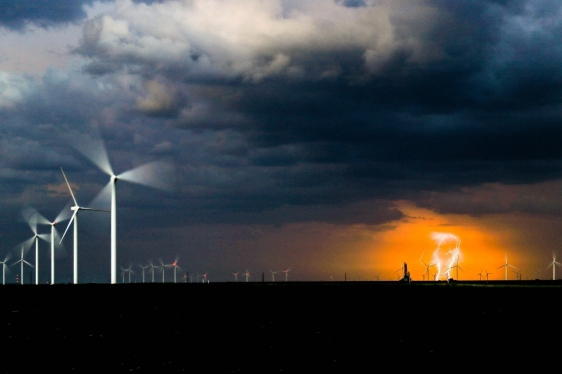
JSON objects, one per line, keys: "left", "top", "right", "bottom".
{"left": 1, "top": 281, "right": 560, "bottom": 372}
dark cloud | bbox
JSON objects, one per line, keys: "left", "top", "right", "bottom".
{"left": 0, "top": 0, "right": 111, "bottom": 30}
{"left": 4, "top": 0, "right": 562, "bottom": 242}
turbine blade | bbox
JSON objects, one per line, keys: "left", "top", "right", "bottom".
{"left": 117, "top": 160, "right": 174, "bottom": 191}
{"left": 23, "top": 260, "right": 34, "bottom": 267}
{"left": 21, "top": 206, "right": 50, "bottom": 232}
{"left": 14, "top": 237, "right": 35, "bottom": 255}
{"left": 59, "top": 211, "right": 77, "bottom": 244}
{"left": 80, "top": 207, "right": 110, "bottom": 213}
{"left": 38, "top": 233, "right": 50, "bottom": 242}
{"left": 86, "top": 182, "right": 112, "bottom": 211}
{"left": 60, "top": 168, "right": 79, "bottom": 206}
{"left": 54, "top": 200, "right": 74, "bottom": 224}
{"left": 66, "top": 127, "right": 114, "bottom": 176}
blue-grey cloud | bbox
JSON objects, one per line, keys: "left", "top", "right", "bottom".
{"left": 0, "top": 0, "right": 111, "bottom": 30}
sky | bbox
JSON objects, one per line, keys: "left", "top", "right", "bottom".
{"left": 2, "top": 0, "right": 562, "bottom": 284}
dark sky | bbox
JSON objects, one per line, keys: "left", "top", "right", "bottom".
{"left": 1, "top": 0, "right": 562, "bottom": 283}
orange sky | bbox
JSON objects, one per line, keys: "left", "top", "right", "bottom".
{"left": 356, "top": 200, "right": 562, "bottom": 282}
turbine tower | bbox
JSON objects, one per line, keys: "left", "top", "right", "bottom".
{"left": 269, "top": 269, "right": 277, "bottom": 282}
{"left": 0, "top": 254, "right": 11, "bottom": 285}
{"left": 21, "top": 208, "right": 50, "bottom": 285}
{"left": 12, "top": 247, "right": 33, "bottom": 285}
{"left": 282, "top": 268, "right": 290, "bottom": 282}
{"left": 171, "top": 258, "right": 181, "bottom": 283}
{"left": 59, "top": 168, "right": 108, "bottom": 284}
{"left": 497, "top": 253, "right": 517, "bottom": 281}
{"left": 420, "top": 251, "right": 435, "bottom": 281}
{"left": 233, "top": 272, "right": 239, "bottom": 282}
{"left": 23, "top": 205, "right": 71, "bottom": 285}
{"left": 243, "top": 270, "right": 250, "bottom": 282}
{"left": 545, "top": 253, "right": 562, "bottom": 280}
{"left": 139, "top": 264, "right": 150, "bottom": 283}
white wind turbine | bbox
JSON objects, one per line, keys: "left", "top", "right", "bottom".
{"left": 157, "top": 260, "right": 172, "bottom": 283}
{"left": 233, "top": 272, "right": 239, "bottom": 282}
{"left": 59, "top": 168, "right": 108, "bottom": 284}
{"left": 243, "top": 270, "right": 250, "bottom": 282}
{"left": 139, "top": 264, "right": 150, "bottom": 283}
{"left": 22, "top": 205, "right": 71, "bottom": 285}
{"left": 126, "top": 265, "right": 134, "bottom": 283}
{"left": 282, "top": 268, "right": 290, "bottom": 282}
{"left": 12, "top": 246, "right": 33, "bottom": 285}
{"left": 68, "top": 130, "right": 173, "bottom": 284}
{"left": 148, "top": 260, "right": 156, "bottom": 283}
{"left": 269, "top": 269, "right": 277, "bottom": 282}
{"left": 545, "top": 253, "right": 562, "bottom": 280}
{"left": 0, "top": 254, "right": 11, "bottom": 285}
{"left": 420, "top": 251, "right": 436, "bottom": 282}
{"left": 497, "top": 253, "right": 517, "bottom": 281}
{"left": 20, "top": 208, "right": 50, "bottom": 285}
{"left": 170, "top": 258, "right": 181, "bottom": 283}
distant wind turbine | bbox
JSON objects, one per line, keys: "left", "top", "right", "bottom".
{"left": 420, "top": 251, "right": 436, "bottom": 281}
{"left": 497, "top": 253, "right": 517, "bottom": 280}
{"left": 282, "top": 268, "right": 290, "bottom": 282}
{"left": 484, "top": 270, "right": 492, "bottom": 281}
{"left": 545, "top": 253, "right": 562, "bottom": 280}
{"left": 68, "top": 129, "right": 174, "bottom": 284}
{"left": 269, "top": 269, "right": 277, "bottom": 282}
{"left": 20, "top": 207, "right": 50, "bottom": 285}
{"left": 243, "top": 270, "right": 250, "bottom": 282}
{"left": 171, "top": 258, "right": 181, "bottom": 283}
{"left": 233, "top": 272, "right": 239, "bottom": 282}
{"left": 477, "top": 270, "right": 483, "bottom": 281}
{"left": 139, "top": 264, "right": 150, "bottom": 283}
{"left": 12, "top": 247, "right": 33, "bottom": 285}
{"left": 0, "top": 254, "right": 11, "bottom": 285}
{"left": 22, "top": 205, "right": 71, "bottom": 285}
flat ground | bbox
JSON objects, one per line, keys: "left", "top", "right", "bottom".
{"left": 1, "top": 281, "right": 559, "bottom": 372}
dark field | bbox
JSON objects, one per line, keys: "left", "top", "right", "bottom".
{"left": 1, "top": 281, "right": 560, "bottom": 372}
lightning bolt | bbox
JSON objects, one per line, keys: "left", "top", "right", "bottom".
{"left": 431, "top": 233, "right": 461, "bottom": 280}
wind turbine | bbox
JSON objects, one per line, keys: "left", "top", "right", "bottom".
{"left": 171, "top": 258, "right": 181, "bottom": 283}
{"left": 282, "top": 268, "right": 290, "bottom": 282}
{"left": 420, "top": 251, "right": 436, "bottom": 281}
{"left": 484, "top": 270, "right": 492, "bottom": 281}
{"left": 148, "top": 260, "right": 156, "bottom": 283}
{"left": 449, "top": 258, "right": 464, "bottom": 280}
{"left": 533, "top": 268, "right": 543, "bottom": 280}
{"left": 477, "top": 270, "right": 483, "bottom": 281}
{"left": 202, "top": 273, "right": 208, "bottom": 283}
{"left": 497, "top": 253, "right": 517, "bottom": 280}
{"left": 59, "top": 168, "right": 108, "bottom": 284}
{"left": 243, "top": 270, "right": 250, "bottom": 282}
{"left": 68, "top": 130, "right": 174, "bottom": 284}
{"left": 20, "top": 208, "right": 50, "bottom": 285}
{"left": 157, "top": 260, "right": 172, "bottom": 283}
{"left": 545, "top": 253, "right": 562, "bottom": 280}
{"left": 126, "top": 265, "right": 134, "bottom": 283}
{"left": 513, "top": 268, "right": 522, "bottom": 281}
{"left": 139, "top": 264, "right": 150, "bottom": 283}
{"left": 0, "top": 254, "right": 11, "bottom": 285}
{"left": 233, "top": 272, "right": 239, "bottom": 282}
{"left": 269, "top": 269, "right": 277, "bottom": 282}
{"left": 22, "top": 205, "right": 71, "bottom": 285}
{"left": 12, "top": 247, "right": 33, "bottom": 285}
